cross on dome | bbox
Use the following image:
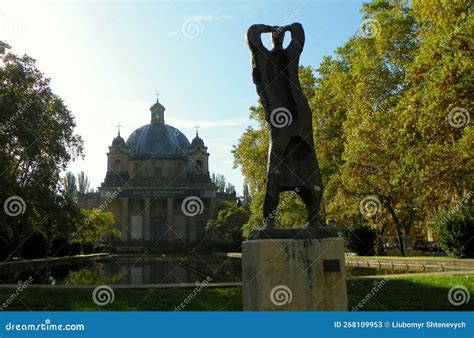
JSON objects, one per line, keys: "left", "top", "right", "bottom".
{"left": 116, "top": 123, "right": 123, "bottom": 136}
{"left": 195, "top": 124, "right": 200, "bottom": 136}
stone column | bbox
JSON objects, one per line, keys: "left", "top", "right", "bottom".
{"left": 144, "top": 198, "right": 151, "bottom": 241}
{"left": 167, "top": 198, "right": 174, "bottom": 241}
{"left": 209, "top": 197, "right": 216, "bottom": 218}
{"left": 121, "top": 198, "right": 129, "bottom": 242}
{"left": 242, "top": 238, "right": 347, "bottom": 311}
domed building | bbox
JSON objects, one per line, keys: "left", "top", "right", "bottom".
{"left": 79, "top": 98, "right": 234, "bottom": 251}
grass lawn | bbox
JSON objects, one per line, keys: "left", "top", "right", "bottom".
{"left": 351, "top": 255, "right": 471, "bottom": 261}
{"left": 0, "top": 274, "right": 472, "bottom": 311}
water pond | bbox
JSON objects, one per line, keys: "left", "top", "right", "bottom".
{"left": 0, "top": 255, "right": 416, "bottom": 285}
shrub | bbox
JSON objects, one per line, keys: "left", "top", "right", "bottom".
{"left": 95, "top": 244, "right": 116, "bottom": 254}
{"left": 21, "top": 232, "right": 48, "bottom": 259}
{"left": 70, "top": 242, "right": 82, "bottom": 256}
{"left": 50, "top": 237, "right": 70, "bottom": 257}
{"left": 206, "top": 201, "right": 248, "bottom": 241}
{"left": 0, "top": 232, "right": 11, "bottom": 260}
{"left": 82, "top": 242, "right": 94, "bottom": 254}
{"left": 432, "top": 199, "right": 473, "bottom": 258}
{"left": 343, "top": 224, "right": 377, "bottom": 256}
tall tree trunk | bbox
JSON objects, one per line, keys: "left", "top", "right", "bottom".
{"left": 385, "top": 202, "right": 405, "bottom": 257}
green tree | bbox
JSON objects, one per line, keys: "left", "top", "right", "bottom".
{"left": 63, "top": 171, "right": 77, "bottom": 201}
{"left": 206, "top": 201, "right": 248, "bottom": 241}
{"left": 77, "top": 171, "right": 90, "bottom": 194}
{"left": 0, "top": 41, "right": 83, "bottom": 250}
{"left": 326, "top": 0, "right": 418, "bottom": 256}
{"left": 398, "top": 0, "right": 473, "bottom": 217}
{"left": 225, "top": 182, "right": 236, "bottom": 194}
{"left": 242, "top": 180, "right": 251, "bottom": 208}
{"left": 72, "top": 209, "right": 121, "bottom": 244}
{"left": 211, "top": 173, "right": 236, "bottom": 194}
{"left": 431, "top": 197, "right": 473, "bottom": 258}
{"left": 343, "top": 224, "right": 377, "bottom": 256}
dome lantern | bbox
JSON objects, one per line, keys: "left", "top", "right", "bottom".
{"left": 112, "top": 133, "right": 125, "bottom": 147}
{"left": 150, "top": 93, "right": 165, "bottom": 124}
{"left": 111, "top": 123, "right": 126, "bottom": 146}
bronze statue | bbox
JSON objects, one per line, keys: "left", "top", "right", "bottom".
{"left": 246, "top": 23, "right": 336, "bottom": 239}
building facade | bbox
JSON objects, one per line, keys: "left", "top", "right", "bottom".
{"left": 79, "top": 98, "right": 234, "bottom": 250}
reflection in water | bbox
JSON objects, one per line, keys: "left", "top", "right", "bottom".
{"left": 0, "top": 257, "right": 415, "bottom": 285}
{"left": 65, "top": 268, "right": 122, "bottom": 285}
{"left": 0, "top": 256, "right": 416, "bottom": 285}
{"left": 0, "top": 256, "right": 243, "bottom": 285}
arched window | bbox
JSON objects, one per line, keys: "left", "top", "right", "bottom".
{"left": 196, "top": 159, "right": 202, "bottom": 171}
{"left": 113, "top": 159, "right": 120, "bottom": 171}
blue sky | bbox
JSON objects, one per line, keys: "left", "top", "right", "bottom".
{"left": 0, "top": 0, "right": 364, "bottom": 194}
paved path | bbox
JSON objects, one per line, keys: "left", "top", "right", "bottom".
{"left": 213, "top": 252, "right": 474, "bottom": 272}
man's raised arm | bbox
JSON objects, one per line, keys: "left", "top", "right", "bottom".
{"left": 287, "top": 23, "right": 305, "bottom": 58}
{"left": 246, "top": 24, "right": 274, "bottom": 52}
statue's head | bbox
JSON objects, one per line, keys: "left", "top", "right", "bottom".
{"left": 271, "top": 26, "right": 287, "bottom": 50}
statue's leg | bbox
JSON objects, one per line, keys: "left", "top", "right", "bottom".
{"left": 306, "top": 187, "right": 322, "bottom": 226}
{"left": 294, "top": 186, "right": 316, "bottom": 226}
{"left": 297, "top": 175, "right": 322, "bottom": 227}
{"left": 263, "top": 178, "right": 279, "bottom": 228}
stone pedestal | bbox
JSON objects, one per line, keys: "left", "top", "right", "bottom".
{"left": 242, "top": 238, "right": 347, "bottom": 311}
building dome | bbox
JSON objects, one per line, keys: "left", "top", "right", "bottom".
{"left": 112, "top": 133, "right": 126, "bottom": 146}
{"left": 126, "top": 123, "right": 190, "bottom": 158}
{"left": 190, "top": 134, "right": 205, "bottom": 148}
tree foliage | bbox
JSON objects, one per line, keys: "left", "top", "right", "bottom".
{"left": 72, "top": 209, "right": 121, "bottom": 244}
{"left": 432, "top": 196, "right": 473, "bottom": 258}
{"left": 206, "top": 201, "right": 249, "bottom": 241}
{"left": 0, "top": 41, "right": 83, "bottom": 251}
{"left": 77, "top": 171, "right": 90, "bottom": 194}
{"left": 211, "top": 173, "right": 236, "bottom": 194}
{"left": 343, "top": 224, "right": 377, "bottom": 256}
